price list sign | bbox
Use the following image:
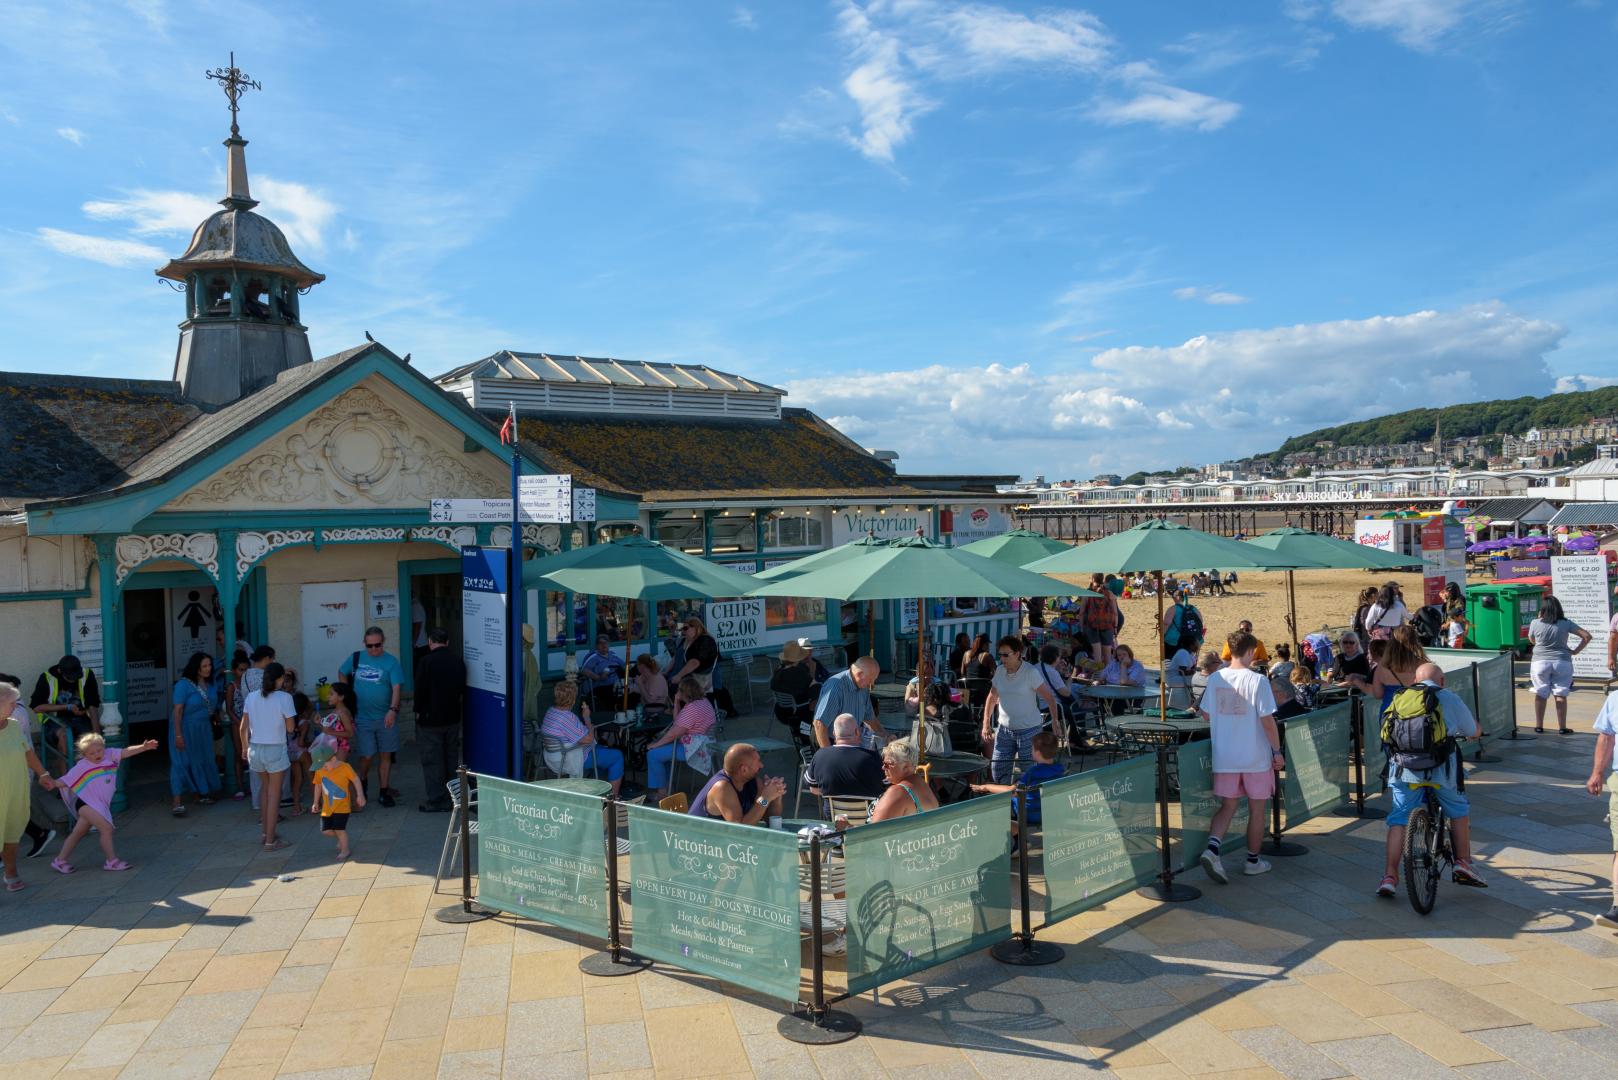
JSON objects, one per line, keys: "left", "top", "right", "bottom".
{"left": 626, "top": 805, "right": 802, "bottom": 1003}
{"left": 844, "top": 795, "right": 1012, "bottom": 994}
{"left": 707, "top": 598, "right": 764, "bottom": 653}
{"left": 476, "top": 776, "right": 608, "bottom": 939}
{"left": 1280, "top": 702, "right": 1352, "bottom": 826}
{"left": 1040, "top": 755, "right": 1158, "bottom": 921}
{"left": 1178, "top": 738, "right": 1249, "bottom": 868}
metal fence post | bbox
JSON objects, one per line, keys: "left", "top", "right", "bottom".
{"left": 580, "top": 795, "right": 649, "bottom": 977}
{"left": 778, "top": 833, "right": 861, "bottom": 1044}
{"left": 1137, "top": 745, "right": 1201, "bottom": 902}
{"left": 993, "top": 785, "right": 1066, "bottom": 962}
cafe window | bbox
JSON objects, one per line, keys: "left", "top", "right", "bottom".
{"left": 765, "top": 596, "right": 826, "bottom": 629}
{"left": 655, "top": 517, "right": 703, "bottom": 554}
{"left": 707, "top": 514, "right": 757, "bottom": 555}
{"left": 763, "top": 514, "right": 824, "bottom": 550}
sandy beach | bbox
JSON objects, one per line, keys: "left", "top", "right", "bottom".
{"left": 1046, "top": 567, "right": 1429, "bottom": 660}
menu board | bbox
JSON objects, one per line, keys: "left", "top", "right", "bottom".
{"left": 477, "top": 776, "right": 608, "bottom": 939}
{"left": 1040, "top": 755, "right": 1158, "bottom": 921}
{"left": 627, "top": 805, "right": 802, "bottom": 1003}
{"left": 1280, "top": 702, "right": 1352, "bottom": 826}
{"left": 1178, "top": 738, "right": 1249, "bottom": 869}
{"left": 1554, "top": 555, "right": 1613, "bottom": 680}
{"left": 844, "top": 795, "right": 1012, "bottom": 994}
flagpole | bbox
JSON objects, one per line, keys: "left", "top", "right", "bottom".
{"left": 505, "top": 402, "right": 524, "bottom": 782}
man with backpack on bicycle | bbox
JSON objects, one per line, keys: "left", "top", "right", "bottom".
{"left": 1377, "top": 661, "right": 1485, "bottom": 897}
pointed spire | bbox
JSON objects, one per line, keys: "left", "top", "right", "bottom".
{"left": 206, "top": 53, "right": 262, "bottom": 210}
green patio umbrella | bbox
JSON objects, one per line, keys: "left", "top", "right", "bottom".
{"left": 1024, "top": 520, "right": 1321, "bottom": 716}
{"left": 750, "top": 536, "right": 1096, "bottom": 760}
{"left": 959, "top": 528, "right": 1070, "bottom": 566}
{"left": 756, "top": 535, "right": 891, "bottom": 658}
{"left": 523, "top": 536, "right": 761, "bottom": 708}
{"left": 1242, "top": 526, "right": 1420, "bottom": 654}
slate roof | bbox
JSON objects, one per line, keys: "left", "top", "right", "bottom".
{"left": 513, "top": 408, "right": 955, "bottom": 503}
{"left": 1549, "top": 503, "right": 1618, "bottom": 528}
{"left": 1465, "top": 497, "right": 1554, "bottom": 523}
{"left": 0, "top": 373, "right": 200, "bottom": 503}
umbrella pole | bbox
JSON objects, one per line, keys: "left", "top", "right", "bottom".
{"left": 1287, "top": 570, "right": 1300, "bottom": 658}
{"left": 916, "top": 596, "right": 928, "bottom": 766}
{"left": 1156, "top": 572, "right": 1167, "bottom": 719}
{"left": 623, "top": 600, "right": 632, "bottom": 713}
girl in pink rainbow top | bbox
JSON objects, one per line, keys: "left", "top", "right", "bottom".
{"left": 49, "top": 733, "right": 159, "bottom": 873}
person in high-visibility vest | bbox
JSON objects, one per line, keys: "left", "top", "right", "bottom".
{"left": 29, "top": 655, "right": 100, "bottom": 766}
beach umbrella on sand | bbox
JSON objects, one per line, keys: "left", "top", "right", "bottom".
{"left": 959, "top": 528, "right": 1070, "bottom": 566}
{"left": 1243, "top": 526, "right": 1421, "bottom": 656}
{"left": 756, "top": 536, "right": 891, "bottom": 656}
{"left": 523, "top": 536, "right": 762, "bottom": 708}
{"left": 1025, "top": 520, "right": 1321, "bottom": 719}
{"left": 750, "top": 536, "right": 1095, "bottom": 761}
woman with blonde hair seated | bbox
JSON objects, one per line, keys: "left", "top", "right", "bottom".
{"left": 868, "top": 739, "right": 940, "bottom": 823}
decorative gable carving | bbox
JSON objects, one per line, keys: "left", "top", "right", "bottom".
{"left": 169, "top": 386, "right": 503, "bottom": 509}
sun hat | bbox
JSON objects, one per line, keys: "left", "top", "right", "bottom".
{"left": 779, "top": 641, "right": 811, "bottom": 663}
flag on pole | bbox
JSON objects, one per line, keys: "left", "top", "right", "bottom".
{"left": 499, "top": 401, "right": 517, "bottom": 446}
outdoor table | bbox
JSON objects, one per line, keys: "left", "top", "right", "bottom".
{"left": 1118, "top": 712, "right": 1210, "bottom": 741}
{"left": 1074, "top": 683, "right": 1156, "bottom": 701}
{"left": 920, "top": 753, "right": 990, "bottom": 780}
{"left": 534, "top": 777, "right": 612, "bottom": 797}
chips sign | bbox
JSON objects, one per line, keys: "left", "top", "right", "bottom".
{"left": 707, "top": 598, "right": 764, "bottom": 652}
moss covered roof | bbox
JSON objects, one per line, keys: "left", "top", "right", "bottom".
{"left": 0, "top": 374, "right": 200, "bottom": 501}
{"left": 514, "top": 408, "right": 935, "bottom": 502}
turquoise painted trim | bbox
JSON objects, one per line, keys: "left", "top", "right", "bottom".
{"left": 142, "top": 510, "right": 436, "bottom": 531}
{"left": 0, "top": 586, "right": 91, "bottom": 604}
{"left": 397, "top": 557, "right": 461, "bottom": 692}
{"left": 118, "top": 555, "right": 219, "bottom": 588}
{"left": 121, "top": 568, "right": 214, "bottom": 591}
{"left": 61, "top": 598, "right": 72, "bottom": 655}
{"left": 25, "top": 349, "right": 639, "bottom": 536}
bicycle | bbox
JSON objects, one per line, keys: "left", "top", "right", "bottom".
{"left": 1402, "top": 782, "right": 1452, "bottom": 915}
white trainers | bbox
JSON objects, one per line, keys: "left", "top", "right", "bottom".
{"left": 1200, "top": 849, "right": 1229, "bottom": 884}
{"left": 1243, "top": 857, "right": 1272, "bottom": 877}
{"left": 823, "top": 931, "right": 847, "bottom": 956}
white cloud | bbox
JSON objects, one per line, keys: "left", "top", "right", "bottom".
{"left": 1174, "top": 285, "right": 1250, "bottom": 305}
{"left": 1554, "top": 374, "right": 1618, "bottom": 393}
{"left": 1329, "top": 0, "right": 1465, "bottom": 50}
{"left": 56, "top": 126, "right": 84, "bottom": 145}
{"left": 1091, "top": 83, "right": 1240, "bottom": 132}
{"left": 732, "top": 6, "right": 756, "bottom": 29}
{"left": 831, "top": 1, "right": 1212, "bottom": 162}
{"left": 82, "top": 176, "right": 338, "bottom": 252}
{"left": 787, "top": 303, "right": 1565, "bottom": 473}
{"left": 37, "top": 228, "right": 164, "bottom": 267}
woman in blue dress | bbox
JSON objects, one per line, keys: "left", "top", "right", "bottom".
{"left": 169, "top": 652, "right": 222, "bottom": 816}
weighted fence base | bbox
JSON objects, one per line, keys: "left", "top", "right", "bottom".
{"left": 1507, "top": 730, "right": 1536, "bottom": 742}
{"left": 778, "top": 1007, "right": 862, "bottom": 1045}
{"left": 1137, "top": 879, "right": 1202, "bottom": 902}
{"left": 1473, "top": 750, "right": 1503, "bottom": 764}
{"left": 579, "top": 950, "right": 651, "bottom": 977}
{"left": 1333, "top": 802, "right": 1388, "bottom": 821}
{"left": 991, "top": 935, "right": 1065, "bottom": 966}
{"left": 1263, "top": 839, "right": 1308, "bottom": 857}
{"left": 434, "top": 903, "right": 496, "bottom": 924}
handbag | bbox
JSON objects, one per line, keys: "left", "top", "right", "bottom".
{"left": 920, "top": 715, "right": 954, "bottom": 757}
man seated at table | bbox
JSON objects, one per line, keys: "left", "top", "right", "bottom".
{"left": 813, "top": 656, "right": 885, "bottom": 750}
{"left": 806, "top": 713, "right": 885, "bottom": 799}
{"left": 1220, "top": 621, "right": 1269, "bottom": 666}
{"left": 1331, "top": 632, "right": 1371, "bottom": 686}
{"left": 1272, "top": 676, "right": 1311, "bottom": 720}
{"left": 690, "top": 743, "right": 787, "bottom": 824}
{"left": 579, "top": 636, "right": 626, "bottom": 714}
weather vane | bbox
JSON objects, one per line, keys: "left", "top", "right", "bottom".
{"left": 204, "top": 52, "right": 261, "bottom": 138}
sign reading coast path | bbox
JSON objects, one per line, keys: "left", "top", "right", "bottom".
{"left": 844, "top": 794, "right": 1012, "bottom": 994}
{"left": 476, "top": 776, "right": 609, "bottom": 940}
{"left": 627, "top": 804, "right": 803, "bottom": 1003}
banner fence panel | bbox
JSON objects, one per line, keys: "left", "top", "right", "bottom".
{"left": 476, "top": 775, "right": 610, "bottom": 939}
{"left": 1177, "top": 738, "right": 1248, "bottom": 869}
{"left": 844, "top": 795, "right": 1013, "bottom": 995}
{"left": 1039, "top": 755, "right": 1159, "bottom": 923}
{"left": 1360, "top": 699, "right": 1387, "bottom": 795}
{"left": 1280, "top": 702, "right": 1352, "bottom": 827}
{"left": 1477, "top": 653, "right": 1515, "bottom": 741}
{"left": 626, "top": 804, "right": 803, "bottom": 1004}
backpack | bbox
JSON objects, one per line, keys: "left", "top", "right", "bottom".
{"left": 1380, "top": 684, "right": 1454, "bottom": 773}
{"left": 1176, "top": 605, "right": 1204, "bottom": 644}
{"left": 1082, "top": 594, "right": 1118, "bottom": 632}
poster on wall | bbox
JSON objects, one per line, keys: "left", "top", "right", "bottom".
{"left": 123, "top": 659, "right": 167, "bottom": 725}
{"left": 368, "top": 589, "right": 400, "bottom": 622}
{"left": 1552, "top": 555, "right": 1612, "bottom": 680}
{"left": 300, "top": 582, "right": 366, "bottom": 698}
{"left": 167, "top": 587, "right": 218, "bottom": 677}
{"left": 69, "top": 609, "right": 103, "bottom": 683}
{"left": 462, "top": 546, "right": 515, "bottom": 776}
{"left": 947, "top": 505, "right": 1011, "bottom": 543}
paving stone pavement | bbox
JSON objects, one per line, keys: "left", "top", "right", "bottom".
{"left": 5, "top": 682, "right": 1618, "bottom": 1077}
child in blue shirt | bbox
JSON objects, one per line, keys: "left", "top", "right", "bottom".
{"left": 971, "top": 731, "right": 1066, "bottom": 833}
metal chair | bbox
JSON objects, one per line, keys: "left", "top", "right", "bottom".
{"left": 539, "top": 735, "right": 603, "bottom": 781}
{"left": 744, "top": 655, "right": 775, "bottom": 713}
{"left": 791, "top": 744, "right": 817, "bottom": 817}
{"left": 773, "top": 691, "right": 813, "bottom": 744}
{"left": 433, "top": 776, "right": 478, "bottom": 895}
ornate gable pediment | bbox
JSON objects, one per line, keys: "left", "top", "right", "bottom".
{"left": 166, "top": 383, "right": 505, "bottom": 511}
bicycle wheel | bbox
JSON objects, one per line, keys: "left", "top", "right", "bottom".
{"left": 1404, "top": 806, "right": 1440, "bottom": 915}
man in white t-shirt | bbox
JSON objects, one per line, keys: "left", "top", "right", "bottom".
{"left": 1196, "top": 631, "right": 1281, "bottom": 884}
{"left": 981, "top": 635, "right": 1060, "bottom": 783}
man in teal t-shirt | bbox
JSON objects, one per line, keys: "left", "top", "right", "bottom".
{"left": 339, "top": 626, "right": 405, "bottom": 807}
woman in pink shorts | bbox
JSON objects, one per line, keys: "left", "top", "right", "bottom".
{"left": 1195, "top": 630, "right": 1284, "bottom": 884}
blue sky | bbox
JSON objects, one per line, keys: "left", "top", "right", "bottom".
{"left": 3, "top": 1, "right": 1617, "bottom": 478}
